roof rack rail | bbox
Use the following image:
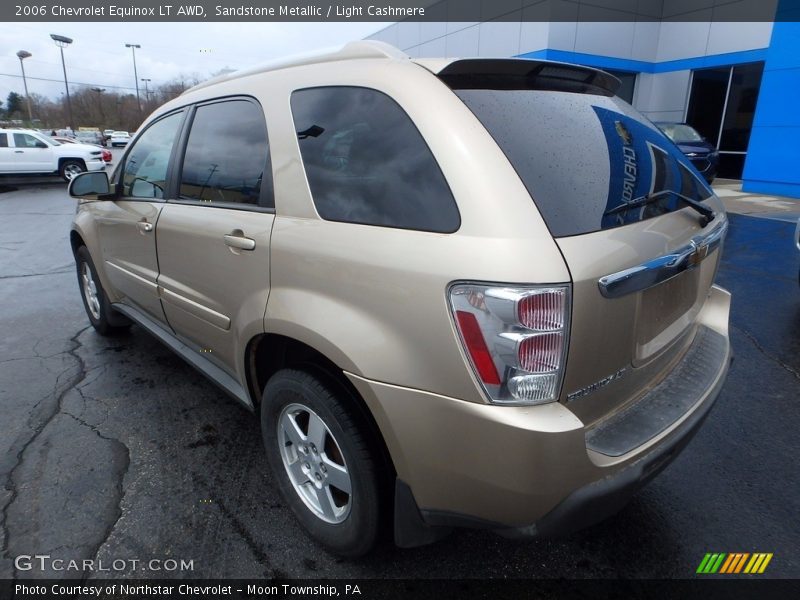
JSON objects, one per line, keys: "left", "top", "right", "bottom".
{"left": 184, "top": 41, "right": 408, "bottom": 95}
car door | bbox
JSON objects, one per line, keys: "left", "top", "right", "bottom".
{"left": 12, "top": 132, "right": 53, "bottom": 172}
{"left": 155, "top": 98, "right": 275, "bottom": 378}
{"left": 90, "top": 110, "right": 185, "bottom": 324}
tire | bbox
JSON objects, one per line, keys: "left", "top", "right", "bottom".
{"left": 75, "top": 246, "right": 131, "bottom": 336}
{"left": 60, "top": 159, "right": 85, "bottom": 182}
{"left": 261, "top": 369, "right": 383, "bottom": 557}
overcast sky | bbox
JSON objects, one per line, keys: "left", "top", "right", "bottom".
{"left": 0, "top": 22, "right": 388, "bottom": 107}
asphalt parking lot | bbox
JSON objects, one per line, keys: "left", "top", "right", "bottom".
{"left": 0, "top": 179, "right": 798, "bottom": 580}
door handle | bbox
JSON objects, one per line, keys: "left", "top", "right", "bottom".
{"left": 14, "top": 150, "right": 23, "bottom": 154}
{"left": 223, "top": 233, "right": 256, "bottom": 251}
{"left": 137, "top": 220, "right": 154, "bottom": 233}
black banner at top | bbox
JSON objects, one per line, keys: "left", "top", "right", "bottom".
{"left": 0, "top": 0, "right": 796, "bottom": 23}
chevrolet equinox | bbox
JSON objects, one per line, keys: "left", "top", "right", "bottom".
{"left": 68, "top": 41, "right": 732, "bottom": 557}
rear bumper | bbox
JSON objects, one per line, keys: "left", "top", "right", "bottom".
{"left": 509, "top": 342, "right": 728, "bottom": 538}
{"left": 347, "top": 285, "right": 731, "bottom": 545}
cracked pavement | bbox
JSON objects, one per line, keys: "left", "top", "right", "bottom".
{"left": 0, "top": 183, "right": 798, "bottom": 579}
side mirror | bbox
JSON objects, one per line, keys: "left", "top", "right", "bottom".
{"left": 35, "top": 141, "right": 48, "bottom": 149}
{"left": 69, "top": 171, "right": 111, "bottom": 199}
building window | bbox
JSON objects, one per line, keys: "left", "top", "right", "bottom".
{"left": 604, "top": 69, "right": 637, "bottom": 104}
{"left": 686, "top": 62, "right": 764, "bottom": 179}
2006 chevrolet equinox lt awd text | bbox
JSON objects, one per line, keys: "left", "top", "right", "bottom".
{"left": 68, "top": 41, "right": 732, "bottom": 557}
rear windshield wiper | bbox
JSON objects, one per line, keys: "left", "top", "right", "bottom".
{"left": 604, "top": 190, "right": 716, "bottom": 227}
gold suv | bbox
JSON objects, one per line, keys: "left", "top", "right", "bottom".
{"left": 68, "top": 42, "right": 732, "bottom": 557}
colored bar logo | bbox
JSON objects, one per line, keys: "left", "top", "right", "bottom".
{"left": 696, "top": 553, "right": 773, "bottom": 574}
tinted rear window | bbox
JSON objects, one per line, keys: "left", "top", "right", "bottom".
{"left": 291, "top": 86, "right": 460, "bottom": 233}
{"left": 454, "top": 89, "right": 712, "bottom": 237}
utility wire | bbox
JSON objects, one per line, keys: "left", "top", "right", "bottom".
{"left": 0, "top": 72, "right": 138, "bottom": 92}
{"left": 0, "top": 56, "right": 129, "bottom": 79}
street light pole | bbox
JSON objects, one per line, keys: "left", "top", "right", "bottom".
{"left": 16, "top": 50, "right": 33, "bottom": 123}
{"left": 90, "top": 87, "right": 106, "bottom": 122}
{"left": 141, "top": 78, "right": 151, "bottom": 105}
{"left": 125, "top": 43, "right": 142, "bottom": 113}
{"left": 50, "top": 34, "right": 74, "bottom": 130}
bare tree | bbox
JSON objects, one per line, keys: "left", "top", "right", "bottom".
{"left": 15, "top": 74, "right": 213, "bottom": 131}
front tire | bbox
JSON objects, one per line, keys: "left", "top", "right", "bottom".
{"left": 261, "top": 369, "right": 383, "bottom": 557}
{"left": 75, "top": 246, "right": 131, "bottom": 336}
{"left": 60, "top": 159, "right": 85, "bottom": 182}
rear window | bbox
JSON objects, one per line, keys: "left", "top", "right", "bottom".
{"left": 454, "top": 89, "right": 712, "bottom": 237}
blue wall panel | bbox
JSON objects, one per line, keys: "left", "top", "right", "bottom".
{"left": 516, "top": 48, "right": 767, "bottom": 74}
{"left": 742, "top": 8, "right": 800, "bottom": 198}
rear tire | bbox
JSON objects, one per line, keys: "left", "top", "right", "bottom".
{"left": 75, "top": 246, "right": 131, "bottom": 336}
{"left": 261, "top": 369, "right": 383, "bottom": 557}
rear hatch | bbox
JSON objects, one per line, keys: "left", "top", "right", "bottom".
{"left": 436, "top": 59, "right": 727, "bottom": 425}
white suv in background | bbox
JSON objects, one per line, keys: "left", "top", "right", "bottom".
{"left": 0, "top": 128, "right": 107, "bottom": 181}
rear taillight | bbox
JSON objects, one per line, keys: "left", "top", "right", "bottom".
{"left": 449, "top": 284, "right": 570, "bottom": 405}
{"left": 454, "top": 310, "right": 501, "bottom": 385}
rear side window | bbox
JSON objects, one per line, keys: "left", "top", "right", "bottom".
{"left": 0, "top": 134, "right": 7, "bottom": 147}
{"left": 454, "top": 89, "right": 712, "bottom": 237}
{"left": 13, "top": 133, "right": 41, "bottom": 148}
{"left": 291, "top": 86, "right": 459, "bottom": 233}
{"left": 179, "top": 99, "right": 272, "bottom": 208}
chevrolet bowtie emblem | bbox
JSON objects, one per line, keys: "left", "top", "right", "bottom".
{"left": 614, "top": 120, "right": 633, "bottom": 145}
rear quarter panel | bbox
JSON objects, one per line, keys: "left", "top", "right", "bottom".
{"left": 203, "top": 59, "right": 572, "bottom": 401}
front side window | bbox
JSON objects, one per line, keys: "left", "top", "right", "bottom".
{"left": 0, "top": 134, "right": 7, "bottom": 148}
{"left": 122, "top": 112, "right": 183, "bottom": 199}
{"left": 291, "top": 86, "right": 460, "bottom": 233}
{"left": 179, "top": 99, "right": 272, "bottom": 208}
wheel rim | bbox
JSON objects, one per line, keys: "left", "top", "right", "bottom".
{"left": 277, "top": 402, "right": 352, "bottom": 524}
{"left": 81, "top": 261, "right": 101, "bottom": 320}
{"left": 64, "top": 164, "right": 83, "bottom": 180}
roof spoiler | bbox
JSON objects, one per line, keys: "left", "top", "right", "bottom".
{"left": 436, "top": 59, "right": 621, "bottom": 97}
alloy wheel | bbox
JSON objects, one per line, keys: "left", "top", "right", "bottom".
{"left": 81, "top": 261, "right": 101, "bottom": 320}
{"left": 277, "top": 402, "right": 352, "bottom": 524}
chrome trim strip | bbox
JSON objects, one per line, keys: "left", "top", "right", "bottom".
{"left": 158, "top": 286, "right": 231, "bottom": 331}
{"left": 105, "top": 260, "right": 158, "bottom": 291}
{"left": 598, "top": 220, "right": 728, "bottom": 299}
{"left": 112, "top": 302, "right": 252, "bottom": 410}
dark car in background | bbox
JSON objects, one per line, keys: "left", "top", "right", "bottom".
{"left": 655, "top": 122, "right": 719, "bottom": 184}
